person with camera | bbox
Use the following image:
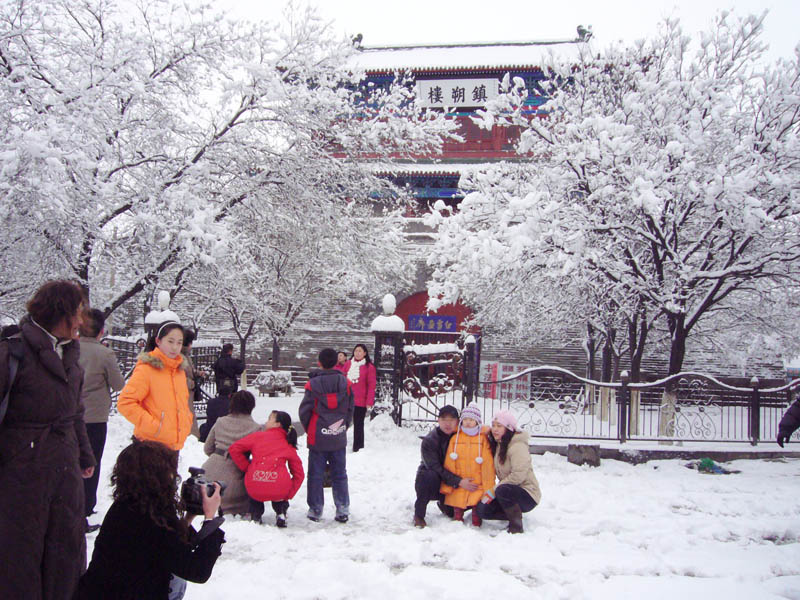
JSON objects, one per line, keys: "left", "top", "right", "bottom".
{"left": 76, "top": 439, "right": 226, "bottom": 600}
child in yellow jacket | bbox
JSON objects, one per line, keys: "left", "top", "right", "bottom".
{"left": 440, "top": 404, "right": 495, "bottom": 527}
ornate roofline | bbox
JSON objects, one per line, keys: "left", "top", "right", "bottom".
{"left": 358, "top": 38, "right": 582, "bottom": 52}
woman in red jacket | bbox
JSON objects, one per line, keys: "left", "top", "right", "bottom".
{"left": 229, "top": 410, "right": 304, "bottom": 528}
{"left": 343, "top": 344, "right": 377, "bottom": 452}
{"left": 334, "top": 351, "right": 348, "bottom": 374}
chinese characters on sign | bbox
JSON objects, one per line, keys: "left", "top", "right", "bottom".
{"left": 416, "top": 78, "right": 500, "bottom": 109}
{"left": 408, "top": 314, "right": 457, "bottom": 332}
{"left": 479, "top": 362, "right": 530, "bottom": 400}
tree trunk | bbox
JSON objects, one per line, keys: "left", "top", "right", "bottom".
{"left": 271, "top": 338, "right": 281, "bottom": 371}
{"left": 627, "top": 306, "right": 648, "bottom": 384}
{"left": 659, "top": 312, "right": 688, "bottom": 444}
{"left": 239, "top": 337, "right": 248, "bottom": 390}
{"left": 239, "top": 338, "right": 247, "bottom": 367}
{"left": 584, "top": 322, "right": 596, "bottom": 380}
{"left": 626, "top": 309, "right": 648, "bottom": 435}
{"left": 601, "top": 327, "right": 615, "bottom": 383}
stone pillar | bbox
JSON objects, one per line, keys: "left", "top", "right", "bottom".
{"left": 371, "top": 294, "right": 406, "bottom": 425}
{"left": 464, "top": 335, "right": 477, "bottom": 406}
{"left": 143, "top": 290, "right": 180, "bottom": 338}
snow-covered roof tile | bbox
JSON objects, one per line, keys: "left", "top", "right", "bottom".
{"left": 348, "top": 40, "right": 585, "bottom": 73}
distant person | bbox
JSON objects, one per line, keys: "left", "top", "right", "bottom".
{"left": 230, "top": 410, "right": 305, "bottom": 528}
{"left": 777, "top": 399, "right": 800, "bottom": 447}
{"left": 342, "top": 343, "right": 376, "bottom": 452}
{"left": 198, "top": 390, "right": 231, "bottom": 443}
{"left": 213, "top": 343, "right": 244, "bottom": 396}
{"left": 334, "top": 351, "right": 348, "bottom": 374}
{"left": 117, "top": 321, "right": 193, "bottom": 451}
{"left": 476, "top": 410, "right": 541, "bottom": 534}
{"left": 76, "top": 440, "right": 225, "bottom": 599}
{"left": 440, "top": 404, "right": 495, "bottom": 527}
{"left": 0, "top": 280, "right": 96, "bottom": 600}
{"left": 299, "top": 347, "right": 354, "bottom": 523}
{"left": 413, "top": 404, "right": 480, "bottom": 528}
{"left": 78, "top": 308, "right": 125, "bottom": 532}
{"left": 180, "top": 329, "right": 201, "bottom": 438}
{"left": 201, "top": 390, "right": 262, "bottom": 516}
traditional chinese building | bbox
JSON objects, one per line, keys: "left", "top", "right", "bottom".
{"left": 333, "top": 35, "right": 590, "bottom": 376}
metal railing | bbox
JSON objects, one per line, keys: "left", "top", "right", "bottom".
{"left": 471, "top": 366, "right": 800, "bottom": 446}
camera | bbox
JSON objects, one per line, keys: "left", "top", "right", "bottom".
{"left": 181, "top": 467, "right": 227, "bottom": 515}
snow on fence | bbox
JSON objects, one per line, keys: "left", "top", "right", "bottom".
{"left": 471, "top": 366, "right": 800, "bottom": 446}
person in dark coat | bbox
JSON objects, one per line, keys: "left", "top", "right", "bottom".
{"left": 412, "top": 404, "right": 479, "bottom": 528}
{"left": 0, "top": 280, "right": 96, "bottom": 600}
{"left": 76, "top": 439, "right": 225, "bottom": 599}
{"left": 198, "top": 392, "right": 231, "bottom": 443}
{"left": 212, "top": 343, "right": 244, "bottom": 396}
{"left": 777, "top": 399, "right": 800, "bottom": 446}
{"left": 299, "top": 347, "right": 354, "bottom": 523}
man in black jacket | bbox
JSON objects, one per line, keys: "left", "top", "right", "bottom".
{"left": 413, "top": 404, "right": 479, "bottom": 528}
{"left": 213, "top": 343, "right": 244, "bottom": 396}
{"left": 777, "top": 399, "right": 800, "bottom": 447}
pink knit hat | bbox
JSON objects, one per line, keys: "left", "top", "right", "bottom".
{"left": 492, "top": 410, "right": 518, "bottom": 432}
{"left": 460, "top": 404, "right": 482, "bottom": 425}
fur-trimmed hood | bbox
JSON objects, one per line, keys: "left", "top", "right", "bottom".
{"left": 136, "top": 348, "right": 188, "bottom": 371}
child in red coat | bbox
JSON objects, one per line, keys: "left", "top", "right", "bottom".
{"left": 229, "top": 410, "right": 304, "bottom": 528}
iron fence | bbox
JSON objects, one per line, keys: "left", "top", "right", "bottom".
{"left": 471, "top": 366, "right": 800, "bottom": 446}
{"left": 396, "top": 338, "right": 478, "bottom": 430}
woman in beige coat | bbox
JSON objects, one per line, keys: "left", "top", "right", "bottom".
{"left": 476, "top": 410, "right": 541, "bottom": 533}
{"left": 202, "top": 390, "right": 262, "bottom": 516}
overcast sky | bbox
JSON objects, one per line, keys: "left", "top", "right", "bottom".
{"left": 219, "top": 0, "right": 799, "bottom": 63}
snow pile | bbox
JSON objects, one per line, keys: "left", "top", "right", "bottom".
{"left": 89, "top": 392, "right": 800, "bottom": 599}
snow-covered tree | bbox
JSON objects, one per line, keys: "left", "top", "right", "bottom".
{"left": 184, "top": 177, "right": 417, "bottom": 369}
{"left": 428, "top": 12, "right": 800, "bottom": 390}
{"left": 0, "top": 0, "right": 451, "bottom": 317}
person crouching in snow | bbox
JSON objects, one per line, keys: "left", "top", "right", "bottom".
{"left": 229, "top": 410, "right": 304, "bottom": 528}
{"left": 476, "top": 410, "right": 541, "bottom": 534}
{"left": 440, "top": 404, "right": 495, "bottom": 527}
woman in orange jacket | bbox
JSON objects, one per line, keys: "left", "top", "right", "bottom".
{"left": 117, "top": 322, "right": 193, "bottom": 451}
{"left": 440, "top": 404, "right": 495, "bottom": 527}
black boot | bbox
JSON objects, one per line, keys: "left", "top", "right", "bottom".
{"left": 504, "top": 504, "right": 524, "bottom": 534}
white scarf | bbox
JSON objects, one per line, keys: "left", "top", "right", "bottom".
{"left": 347, "top": 358, "right": 365, "bottom": 383}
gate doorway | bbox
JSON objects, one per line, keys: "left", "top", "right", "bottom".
{"left": 373, "top": 329, "right": 480, "bottom": 429}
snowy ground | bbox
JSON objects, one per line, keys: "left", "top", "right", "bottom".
{"left": 89, "top": 392, "right": 800, "bottom": 600}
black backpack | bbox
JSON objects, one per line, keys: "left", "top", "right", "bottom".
{"left": 0, "top": 331, "right": 23, "bottom": 427}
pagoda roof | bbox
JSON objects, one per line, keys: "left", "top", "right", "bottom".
{"left": 349, "top": 38, "right": 586, "bottom": 74}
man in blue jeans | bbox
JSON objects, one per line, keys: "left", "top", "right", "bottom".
{"left": 299, "top": 348, "right": 354, "bottom": 523}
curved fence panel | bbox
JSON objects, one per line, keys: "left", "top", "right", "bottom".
{"left": 472, "top": 366, "right": 800, "bottom": 446}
